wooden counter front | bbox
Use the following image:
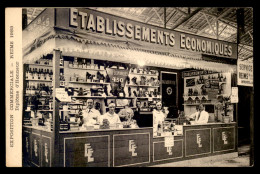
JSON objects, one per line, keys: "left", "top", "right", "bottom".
{"left": 23, "top": 126, "right": 53, "bottom": 167}
{"left": 23, "top": 122, "right": 237, "bottom": 167}
{"left": 185, "top": 127, "right": 211, "bottom": 157}
{"left": 153, "top": 136, "right": 184, "bottom": 162}
{"left": 151, "top": 122, "right": 237, "bottom": 166}
{"left": 183, "top": 122, "right": 237, "bottom": 159}
{"left": 59, "top": 128, "right": 153, "bottom": 167}
{"left": 213, "top": 126, "right": 236, "bottom": 153}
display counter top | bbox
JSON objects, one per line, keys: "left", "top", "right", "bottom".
{"left": 183, "top": 122, "right": 236, "bottom": 127}
{"left": 153, "top": 134, "right": 183, "bottom": 138}
{"left": 59, "top": 127, "right": 153, "bottom": 133}
{"left": 23, "top": 125, "right": 52, "bottom": 132}
{"left": 23, "top": 125, "right": 153, "bottom": 133}
{"left": 23, "top": 122, "right": 236, "bottom": 133}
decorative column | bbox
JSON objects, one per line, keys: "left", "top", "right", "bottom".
{"left": 52, "top": 49, "right": 61, "bottom": 166}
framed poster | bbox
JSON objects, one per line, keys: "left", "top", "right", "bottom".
{"left": 237, "top": 60, "right": 253, "bottom": 87}
{"left": 161, "top": 72, "right": 177, "bottom": 107}
{"left": 210, "top": 79, "right": 219, "bottom": 89}
{"left": 106, "top": 68, "right": 129, "bottom": 96}
{"left": 186, "top": 78, "right": 195, "bottom": 87}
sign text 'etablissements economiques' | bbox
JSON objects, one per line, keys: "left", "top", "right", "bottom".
{"left": 69, "top": 8, "right": 233, "bottom": 58}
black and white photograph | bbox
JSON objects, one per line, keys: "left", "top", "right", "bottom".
{"left": 5, "top": 6, "right": 254, "bottom": 167}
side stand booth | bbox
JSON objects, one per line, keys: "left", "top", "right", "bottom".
{"left": 22, "top": 8, "right": 238, "bottom": 167}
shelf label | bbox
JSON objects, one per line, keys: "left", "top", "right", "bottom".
{"left": 230, "top": 87, "right": 238, "bottom": 103}
{"left": 164, "top": 136, "right": 174, "bottom": 147}
{"left": 55, "top": 88, "right": 71, "bottom": 102}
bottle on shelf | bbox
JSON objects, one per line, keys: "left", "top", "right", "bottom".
{"left": 170, "top": 120, "right": 175, "bottom": 131}
{"left": 105, "top": 74, "right": 110, "bottom": 83}
{"left": 43, "top": 69, "right": 47, "bottom": 80}
{"left": 25, "top": 82, "right": 29, "bottom": 94}
{"left": 60, "top": 72, "right": 64, "bottom": 81}
{"left": 32, "top": 83, "right": 36, "bottom": 95}
{"left": 153, "top": 89, "right": 158, "bottom": 97}
{"left": 223, "top": 75, "right": 226, "bottom": 82}
{"left": 28, "top": 67, "right": 32, "bottom": 79}
{"left": 31, "top": 68, "right": 34, "bottom": 80}
{"left": 60, "top": 57, "right": 64, "bottom": 67}
{"left": 31, "top": 82, "right": 35, "bottom": 90}
{"left": 27, "top": 83, "right": 31, "bottom": 95}
{"left": 25, "top": 67, "right": 29, "bottom": 80}
{"left": 73, "top": 57, "right": 78, "bottom": 68}
{"left": 133, "top": 90, "right": 137, "bottom": 97}
{"left": 40, "top": 68, "right": 44, "bottom": 80}
{"left": 37, "top": 71, "right": 41, "bottom": 80}
{"left": 68, "top": 61, "right": 73, "bottom": 68}
{"left": 188, "top": 88, "right": 192, "bottom": 96}
{"left": 35, "top": 68, "right": 39, "bottom": 80}
{"left": 82, "top": 59, "right": 86, "bottom": 69}
{"left": 46, "top": 69, "right": 49, "bottom": 80}
{"left": 117, "top": 81, "right": 125, "bottom": 97}
{"left": 49, "top": 69, "right": 53, "bottom": 80}
{"left": 197, "top": 78, "right": 201, "bottom": 84}
{"left": 86, "top": 72, "right": 92, "bottom": 82}
{"left": 201, "top": 75, "right": 204, "bottom": 84}
{"left": 197, "top": 76, "right": 200, "bottom": 84}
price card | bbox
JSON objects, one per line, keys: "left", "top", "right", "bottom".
{"left": 175, "top": 125, "right": 183, "bottom": 135}
{"left": 164, "top": 136, "right": 174, "bottom": 147}
{"left": 231, "top": 87, "right": 238, "bottom": 103}
{"left": 56, "top": 88, "right": 71, "bottom": 102}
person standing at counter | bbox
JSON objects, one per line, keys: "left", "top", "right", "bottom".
{"left": 153, "top": 101, "right": 168, "bottom": 125}
{"left": 82, "top": 99, "right": 101, "bottom": 125}
{"left": 118, "top": 99, "right": 134, "bottom": 122}
{"left": 100, "top": 102, "right": 121, "bottom": 125}
{"left": 186, "top": 104, "right": 209, "bottom": 124}
{"left": 132, "top": 101, "right": 141, "bottom": 127}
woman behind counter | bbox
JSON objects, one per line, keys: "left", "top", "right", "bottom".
{"left": 118, "top": 99, "right": 134, "bottom": 122}
{"left": 153, "top": 101, "right": 168, "bottom": 126}
{"left": 100, "top": 102, "right": 121, "bottom": 127}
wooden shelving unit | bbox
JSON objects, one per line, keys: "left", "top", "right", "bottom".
{"left": 69, "top": 81, "right": 109, "bottom": 85}
{"left": 126, "top": 84, "right": 159, "bottom": 88}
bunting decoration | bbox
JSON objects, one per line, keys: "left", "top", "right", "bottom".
{"left": 22, "top": 29, "right": 236, "bottom": 73}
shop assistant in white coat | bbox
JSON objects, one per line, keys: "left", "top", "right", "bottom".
{"left": 186, "top": 104, "right": 209, "bottom": 124}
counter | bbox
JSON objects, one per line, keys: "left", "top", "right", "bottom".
{"left": 23, "top": 126, "right": 153, "bottom": 167}
{"left": 23, "top": 122, "right": 237, "bottom": 167}
{"left": 152, "top": 122, "right": 237, "bottom": 165}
